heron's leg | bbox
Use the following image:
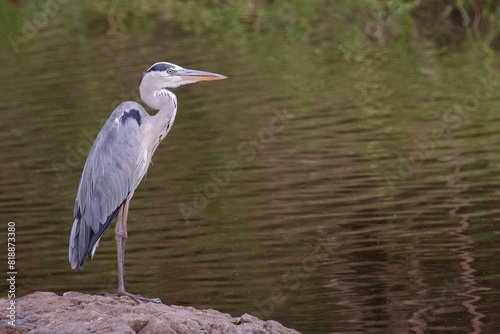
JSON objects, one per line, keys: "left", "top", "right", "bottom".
{"left": 105, "top": 199, "right": 162, "bottom": 304}
{"left": 115, "top": 201, "right": 128, "bottom": 297}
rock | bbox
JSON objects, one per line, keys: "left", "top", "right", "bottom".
{"left": 0, "top": 291, "right": 301, "bottom": 334}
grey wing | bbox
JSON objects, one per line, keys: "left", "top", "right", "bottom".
{"left": 69, "top": 102, "right": 148, "bottom": 270}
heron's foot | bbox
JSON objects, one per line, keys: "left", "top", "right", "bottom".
{"left": 101, "top": 291, "right": 162, "bottom": 304}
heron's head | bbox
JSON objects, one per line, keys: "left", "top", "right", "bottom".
{"left": 141, "top": 62, "right": 227, "bottom": 89}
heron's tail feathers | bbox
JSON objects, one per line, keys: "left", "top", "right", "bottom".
{"left": 69, "top": 205, "right": 121, "bottom": 271}
{"left": 69, "top": 214, "right": 92, "bottom": 271}
{"left": 69, "top": 216, "right": 83, "bottom": 270}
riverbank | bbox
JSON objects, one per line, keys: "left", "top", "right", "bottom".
{"left": 0, "top": 291, "right": 300, "bottom": 334}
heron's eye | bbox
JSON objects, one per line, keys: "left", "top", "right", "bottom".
{"left": 167, "top": 69, "right": 173, "bottom": 75}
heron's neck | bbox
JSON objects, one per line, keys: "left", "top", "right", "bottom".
{"left": 139, "top": 84, "right": 178, "bottom": 155}
{"left": 140, "top": 84, "right": 177, "bottom": 111}
{"left": 139, "top": 77, "right": 178, "bottom": 143}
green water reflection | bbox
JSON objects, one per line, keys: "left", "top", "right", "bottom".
{"left": 2, "top": 2, "right": 500, "bottom": 333}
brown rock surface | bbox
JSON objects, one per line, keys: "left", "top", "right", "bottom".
{"left": 0, "top": 291, "right": 300, "bottom": 334}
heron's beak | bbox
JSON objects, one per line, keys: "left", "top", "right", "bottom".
{"left": 178, "top": 68, "right": 227, "bottom": 82}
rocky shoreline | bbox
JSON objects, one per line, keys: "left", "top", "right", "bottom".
{"left": 0, "top": 291, "right": 300, "bottom": 334}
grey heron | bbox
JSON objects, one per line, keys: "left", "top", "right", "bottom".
{"left": 69, "top": 62, "right": 227, "bottom": 303}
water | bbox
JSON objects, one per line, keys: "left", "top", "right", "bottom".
{"left": 2, "top": 10, "right": 500, "bottom": 334}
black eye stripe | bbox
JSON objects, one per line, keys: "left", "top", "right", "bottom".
{"left": 146, "top": 63, "right": 175, "bottom": 73}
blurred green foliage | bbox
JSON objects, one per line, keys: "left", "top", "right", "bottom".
{"left": 2, "top": 0, "right": 500, "bottom": 50}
